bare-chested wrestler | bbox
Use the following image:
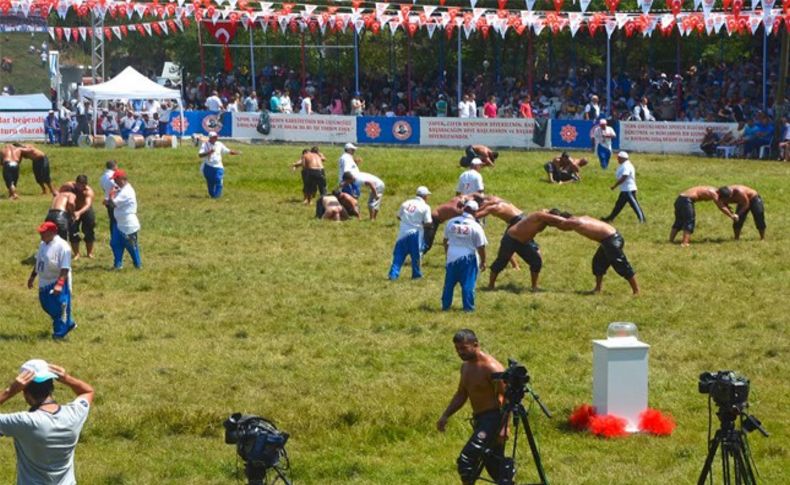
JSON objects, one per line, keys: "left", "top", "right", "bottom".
{"left": 475, "top": 195, "right": 527, "bottom": 271}
{"left": 1, "top": 143, "right": 22, "bottom": 199}
{"left": 291, "top": 146, "right": 327, "bottom": 204}
{"left": 669, "top": 186, "right": 739, "bottom": 246}
{"left": 422, "top": 195, "right": 466, "bottom": 254}
{"left": 460, "top": 144, "right": 499, "bottom": 168}
{"left": 550, "top": 209, "right": 640, "bottom": 295}
{"left": 717, "top": 185, "right": 766, "bottom": 240}
{"left": 16, "top": 144, "right": 57, "bottom": 195}
{"left": 59, "top": 176, "right": 96, "bottom": 259}
{"left": 316, "top": 194, "right": 349, "bottom": 221}
{"left": 486, "top": 210, "right": 569, "bottom": 291}
{"left": 544, "top": 152, "right": 588, "bottom": 184}
{"left": 45, "top": 191, "right": 77, "bottom": 240}
{"left": 437, "top": 329, "right": 507, "bottom": 485}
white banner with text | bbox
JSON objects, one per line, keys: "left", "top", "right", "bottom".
{"left": 0, "top": 112, "right": 46, "bottom": 141}
{"left": 619, "top": 121, "right": 737, "bottom": 154}
{"left": 232, "top": 113, "right": 357, "bottom": 143}
{"left": 419, "top": 117, "right": 537, "bottom": 148}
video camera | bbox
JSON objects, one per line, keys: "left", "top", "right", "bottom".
{"left": 698, "top": 371, "right": 750, "bottom": 409}
{"left": 224, "top": 414, "right": 290, "bottom": 484}
{"left": 492, "top": 359, "right": 530, "bottom": 390}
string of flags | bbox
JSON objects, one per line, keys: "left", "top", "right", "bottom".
{"left": 1, "top": 0, "right": 783, "bottom": 43}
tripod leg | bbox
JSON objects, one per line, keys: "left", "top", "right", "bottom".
{"left": 697, "top": 431, "right": 722, "bottom": 485}
{"left": 518, "top": 406, "right": 549, "bottom": 485}
{"left": 721, "top": 442, "right": 731, "bottom": 485}
{"left": 732, "top": 440, "right": 755, "bottom": 485}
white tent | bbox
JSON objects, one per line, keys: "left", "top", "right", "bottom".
{"left": 78, "top": 66, "right": 184, "bottom": 136}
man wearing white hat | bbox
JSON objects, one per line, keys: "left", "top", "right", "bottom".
{"left": 442, "top": 200, "right": 487, "bottom": 311}
{"left": 602, "top": 151, "right": 646, "bottom": 223}
{"left": 198, "top": 131, "right": 240, "bottom": 198}
{"left": 388, "top": 186, "right": 432, "bottom": 280}
{"left": 456, "top": 158, "right": 485, "bottom": 196}
{"left": 591, "top": 118, "right": 616, "bottom": 169}
{"left": 337, "top": 142, "right": 360, "bottom": 184}
{"left": 0, "top": 360, "right": 94, "bottom": 485}
{"left": 28, "top": 221, "right": 76, "bottom": 339}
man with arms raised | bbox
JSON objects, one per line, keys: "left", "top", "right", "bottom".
{"left": 16, "top": 144, "right": 57, "bottom": 195}
{"left": 550, "top": 210, "right": 640, "bottom": 295}
{"left": 486, "top": 210, "right": 569, "bottom": 291}
{"left": 292, "top": 146, "right": 327, "bottom": 205}
{"left": 437, "top": 329, "right": 507, "bottom": 485}
{"left": 0, "top": 359, "right": 94, "bottom": 485}
{"left": 717, "top": 185, "right": 766, "bottom": 240}
{"left": 670, "top": 186, "right": 739, "bottom": 247}
{"left": 45, "top": 191, "right": 77, "bottom": 240}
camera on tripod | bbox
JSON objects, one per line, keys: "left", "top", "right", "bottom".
{"left": 224, "top": 413, "right": 291, "bottom": 485}
{"left": 698, "top": 371, "right": 750, "bottom": 409}
{"left": 492, "top": 359, "right": 530, "bottom": 391}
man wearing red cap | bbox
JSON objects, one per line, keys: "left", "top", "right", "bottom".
{"left": 27, "top": 221, "right": 76, "bottom": 339}
{"left": 108, "top": 169, "right": 141, "bottom": 269}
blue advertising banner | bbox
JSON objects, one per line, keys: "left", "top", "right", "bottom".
{"left": 356, "top": 116, "right": 420, "bottom": 145}
{"left": 168, "top": 111, "right": 232, "bottom": 137}
{"left": 550, "top": 119, "right": 620, "bottom": 150}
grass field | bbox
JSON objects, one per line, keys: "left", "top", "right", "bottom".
{"left": 0, "top": 143, "right": 788, "bottom": 484}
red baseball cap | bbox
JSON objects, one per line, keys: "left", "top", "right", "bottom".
{"left": 37, "top": 221, "right": 58, "bottom": 234}
{"left": 111, "top": 169, "right": 127, "bottom": 180}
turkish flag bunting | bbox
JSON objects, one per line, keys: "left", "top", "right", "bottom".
{"left": 203, "top": 21, "right": 238, "bottom": 72}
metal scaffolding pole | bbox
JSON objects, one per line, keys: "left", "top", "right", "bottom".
{"left": 90, "top": 12, "right": 105, "bottom": 83}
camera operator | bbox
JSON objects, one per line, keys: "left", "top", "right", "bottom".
{"left": 437, "top": 329, "right": 508, "bottom": 485}
{"left": 0, "top": 360, "right": 94, "bottom": 485}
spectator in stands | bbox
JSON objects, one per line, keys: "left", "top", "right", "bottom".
{"left": 269, "top": 90, "right": 282, "bottom": 113}
{"left": 633, "top": 97, "right": 655, "bottom": 121}
{"left": 458, "top": 94, "right": 473, "bottom": 119}
{"left": 280, "top": 91, "right": 293, "bottom": 114}
{"left": 483, "top": 96, "right": 497, "bottom": 118}
{"left": 142, "top": 113, "right": 158, "bottom": 137}
{"left": 519, "top": 95, "right": 533, "bottom": 119}
{"left": 778, "top": 116, "right": 790, "bottom": 161}
{"left": 300, "top": 94, "right": 313, "bottom": 115}
{"left": 742, "top": 116, "right": 772, "bottom": 158}
{"left": 584, "top": 95, "right": 601, "bottom": 120}
{"left": 226, "top": 93, "right": 241, "bottom": 113}
{"left": 436, "top": 94, "right": 448, "bottom": 117}
{"left": 700, "top": 127, "right": 720, "bottom": 157}
{"left": 100, "top": 110, "right": 118, "bottom": 136}
{"left": 205, "top": 90, "right": 223, "bottom": 111}
{"left": 243, "top": 92, "right": 258, "bottom": 112}
{"left": 351, "top": 94, "right": 365, "bottom": 116}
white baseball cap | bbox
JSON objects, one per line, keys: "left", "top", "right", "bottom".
{"left": 416, "top": 186, "right": 431, "bottom": 196}
{"left": 470, "top": 158, "right": 483, "bottom": 166}
{"left": 344, "top": 142, "right": 357, "bottom": 151}
{"left": 618, "top": 151, "right": 629, "bottom": 159}
{"left": 599, "top": 119, "right": 607, "bottom": 125}
{"left": 20, "top": 359, "right": 58, "bottom": 383}
{"left": 464, "top": 200, "right": 479, "bottom": 212}
{"left": 208, "top": 131, "right": 218, "bottom": 138}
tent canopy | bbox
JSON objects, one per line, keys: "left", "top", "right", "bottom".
{"left": 78, "top": 66, "right": 181, "bottom": 102}
{"left": 0, "top": 93, "right": 51, "bottom": 112}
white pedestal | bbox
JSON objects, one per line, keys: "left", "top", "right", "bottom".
{"left": 592, "top": 337, "right": 650, "bottom": 433}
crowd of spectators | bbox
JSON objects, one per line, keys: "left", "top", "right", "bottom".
{"left": 179, "top": 58, "right": 788, "bottom": 127}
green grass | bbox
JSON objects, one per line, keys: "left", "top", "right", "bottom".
{"left": 0, "top": 143, "right": 788, "bottom": 484}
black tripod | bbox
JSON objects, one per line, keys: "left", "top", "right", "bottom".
{"left": 475, "top": 382, "right": 552, "bottom": 485}
{"left": 244, "top": 462, "right": 292, "bottom": 485}
{"left": 697, "top": 406, "right": 768, "bottom": 485}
